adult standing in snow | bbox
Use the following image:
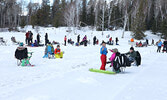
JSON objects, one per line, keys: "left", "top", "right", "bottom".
{"left": 151, "top": 39, "right": 154, "bottom": 46}
{"left": 100, "top": 42, "right": 108, "bottom": 70}
{"left": 116, "top": 37, "right": 119, "bottom": 45}
{"left": 93, "top": 36, "right": 97, "bottom": 45}
{"left": 163, "top": 39, "right": 167, "bottom": 53}
{"left": 37, "top": 33, "right": 41, "bottom": 45}
{"left": 77, "top": 35, "right": 80, "bottom": 43}
{"left": 157, "top": 40, "right": 163, "bottom": 53}
{"left": 146, "top": 39, "right": 149, "bottom": 46}
{"left": 64, "top": 35, "right": 67, "bottom": 46}
{"left": 25, "top": 31, "right": 29, "bottom": 44}
{"left": 45, "top": 33, "right": 48, "bottom": 45}
{"left": 28, "top": 31, "right": 33, "bottom": 45}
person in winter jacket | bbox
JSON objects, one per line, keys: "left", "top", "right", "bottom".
{"left": 77, "top": 35, "right": 80, "bottom": 43}
{"left": 96, "top": 39, "right": 99, "bottom": 45}
{"left": 163, "top": 39, "right": 167, "bottom": 53}
{"left": 83, "top": 35, "right": 88, "bottom": 46}
{"left": 15, "top": 42, "right": 32, "bottom": 66}
{"left": 151, "top": 39, "right": 154, "bottom": 46}
{"left": 109, "top": 37, "right": 112, "bottom": 44}
{"left": 100, "top": 42, "right": 108, "bottom": 70}
{"left": 109, "top": 48, "right": 118, "bottom": 66}
{"left": 116, "top": 37, "right": 119, "bottom": 45}
{"left": 43, "top": 45, "right": 48, "bottom": 58}
{"left": 146, "top": 39, "right": 149, "bottom": 46}
{"left": 93, "top": 36, "right": 97, "bottom": 45}
{"left": 37, "top": 33, "right": 41, "bottom": 45}
{"left": 25, "top": 31, "right": 30, "bottom": 44}
{"left": 157, "top": 40, "right": 163, "bottom": 53}
{"left": 45, "top": 33, "right": 48, "bottom": 45}
{"left": 126, "top": 47, "right": 137, "bottom": 62}
{"left": 28, "top": 31, "right": 33, "bottom": 45}
{"left": 54, "top": 45, "right": 63, "bottom": 58}
{"left": 64, "top": 36, "right": 67, "bottom": 46}
{"left": 46, "top": 42, "right": 54, "bottom": 56}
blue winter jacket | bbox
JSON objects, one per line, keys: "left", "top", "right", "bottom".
{"left": 100, "top": 46, "right": 108, "bottom": 55}
{"left": 47, "top": 45, "right": 52, "bottom": 53}
{"left": 157, "top": 41, "right": 163, "bottom": 47}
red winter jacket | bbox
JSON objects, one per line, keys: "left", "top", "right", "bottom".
{"left": 64, "top": 37, "right": 67, "bottom": 41}
{"left": 26, "top": 32, "right": 29, "bottom": 38}
{"left": 109, "top": 37, "right": 112, "bottom": 42}
{"left": 54, "top": 49, "right": 61, "bottom": 54}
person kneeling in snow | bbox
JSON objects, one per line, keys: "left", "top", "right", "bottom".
{"left": 54, "top": 45, "right": 63, "bottom": 58}
{"left": 126, "top": 47, "right": 137, "bottom": 62}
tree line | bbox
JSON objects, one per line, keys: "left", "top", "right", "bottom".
{"left": 0, "top": 0, "right": 167, "bottom": 39}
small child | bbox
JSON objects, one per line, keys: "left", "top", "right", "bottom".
{"left": 100, "top": 42, "right": 108, "bottom": 70}
{"left": 109, "top": 48, "right": 118, "bottom": 66}
{"left": 54, "top": 45, "right": 63, "bottom": 58}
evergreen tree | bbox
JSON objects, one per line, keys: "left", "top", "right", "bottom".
{"left": 81, "top": 0, "right": 87, "bottom": 26}
{"left": 160, "top": 20, "right": 167, "bottom": 39}
{"left": 131, "top": 0, "right": 146, "bottom": 40}
{"left": 40, "top": 0, "right": 51, "bottom": 26}
{"left": 87, "top": 0, "right": 95, "bottom": 26}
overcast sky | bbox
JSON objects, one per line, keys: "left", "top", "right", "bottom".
{"left": 17, "top": 0, "right": 54, "bottom": 5}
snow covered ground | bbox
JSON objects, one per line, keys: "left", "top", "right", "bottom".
{"left": 0, "top": 26, "right": 167, "bottom": 100}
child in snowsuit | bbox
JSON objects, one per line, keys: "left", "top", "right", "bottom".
{"left": 100, "top": 42, "right": 108, "bottom": 70}
{"left": 54, "top": 45, "right": 63, "bottom": 58}
{"left": 43, "top": 42, "right": 54, "bottom": 58}
{"left": 109, "top": 48, "right": 118, "bottom": 66}
{"left": 157, "top": 40, "right": 162, "bottom": 53}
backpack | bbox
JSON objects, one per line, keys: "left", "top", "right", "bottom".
{"left": 113, "top": 52, "right": 121, "bottom": 72}
{"left": 120, "top": 54, "right": 131, "bottom": 67}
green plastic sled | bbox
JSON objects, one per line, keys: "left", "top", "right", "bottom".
{"left": 89, "top": 68, "right": 116, "bottom": 74}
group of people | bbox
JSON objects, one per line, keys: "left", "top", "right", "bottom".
{"left": 43, "top": 42, "right": 63, "bottom": 59}
{"left": 93, "top": 36, "right": 99, "bottom": 45}
{"left": 156, "top": 39, "right": 167, "bottom": 53}
{"left": 107, "top": 37, "right": 118, "bottom": 45}
{"left": 25, "top": 31, "right": 33, "bottom": 45}
{"left": 64, "top": 35, "right": 89, "bottom": 46}
{"left": 100, "top": 42, "right": 141, "bottom": 73}
{"left": 25, "top": 31, "right": 44, "bottom": 47}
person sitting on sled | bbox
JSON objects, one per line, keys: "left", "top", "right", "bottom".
{"left": 54, "top": 45, "right": 63, "bottom": 58}
{"left": 43, "top": 42, "right": 54, "bottom": 58}
{"left": 100, "top": 42, "right": 108, "bottom": 70}
{"left": 126, "top": 47, "right": 137, "bottom": 62}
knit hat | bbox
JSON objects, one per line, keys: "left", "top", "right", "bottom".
{"left": 112, "top": 48, "right": 118, "bottom": 53}
{"left": 130, "top": 47, "right": 134, "bottom": 50}
{"left": 19, "top": 42, "right": 23, "bottom": 46}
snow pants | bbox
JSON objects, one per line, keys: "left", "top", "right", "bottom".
{"left": 100, "top": 54, "right": 107, "bottom": 70}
